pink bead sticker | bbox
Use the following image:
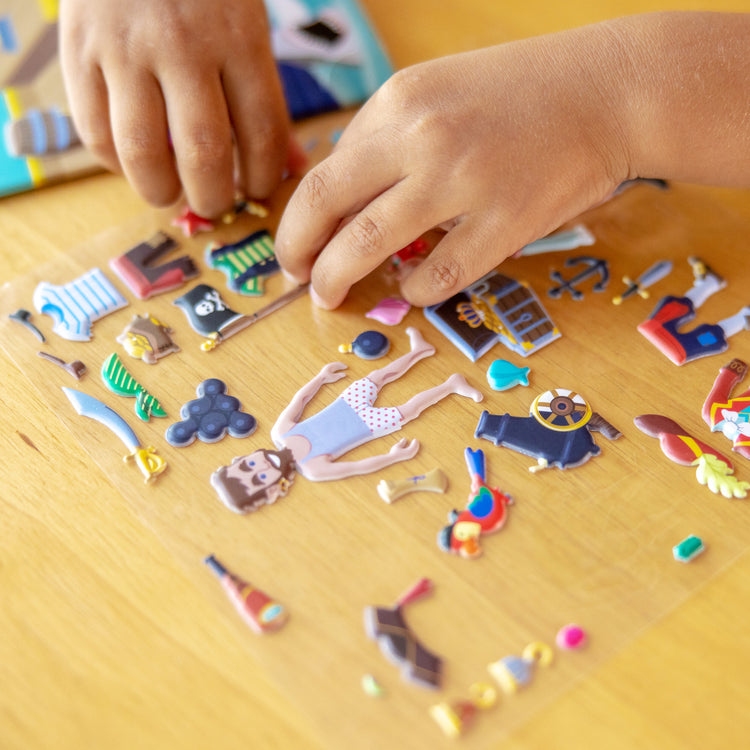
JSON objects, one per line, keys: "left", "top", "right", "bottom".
{"left": 556, "top": 624, "right": 587, "bottom": 650}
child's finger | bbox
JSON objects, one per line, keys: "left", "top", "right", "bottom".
{"left": 305, "top": 177, "right": 448, "bottom": 309}
{"left": 161, "top": 70, "right": 235, "bottom": 217}
{"left": 275, "top": 140, "right": 403, "bottom": 283}
{"left": 399, "top": 217, "right": 512, "bottom": 307}
{"left": 107, "top": 69, "right": 181, "bottom": 207}
{"left": 222, "top": 52, "right": 291, "bottom": 200}
{"left": 59, "top": 55, "right": 119, "bottom": 174}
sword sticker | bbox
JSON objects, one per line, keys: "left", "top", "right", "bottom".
{"left": 612, "top": 260, "right": 673, "bottom": 305}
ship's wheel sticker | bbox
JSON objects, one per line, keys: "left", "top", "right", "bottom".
{"left": 530, "top": 389, "right": 592, "bottom": 432}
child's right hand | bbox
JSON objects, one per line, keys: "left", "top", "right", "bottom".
{"left": 59, "top": 0, "right": 301, "bottom": 217}
{"left": 275, "top": 11, "right": 749, "bottom": 310}
{"left": 275, "top": 24, "right": 631, "bottom": 309}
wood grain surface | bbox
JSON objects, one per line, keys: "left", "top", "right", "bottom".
{"left": 2, "top": 2, "right": 749, "bottom": 749}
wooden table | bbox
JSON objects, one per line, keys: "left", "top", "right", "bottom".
{"left": 2, "top": 2, "right": 750, "bottom": 749}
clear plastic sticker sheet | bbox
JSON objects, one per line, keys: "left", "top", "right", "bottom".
{"left": 2, "top": 179, "right": 750, "bottom": 749}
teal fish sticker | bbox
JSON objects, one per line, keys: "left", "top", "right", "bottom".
{"left": 486, "top": 360, "right": 530, "bottom": 391}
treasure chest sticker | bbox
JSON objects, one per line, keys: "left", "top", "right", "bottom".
{"left": 423, "top": 271, "right": 561, "bottom": 361}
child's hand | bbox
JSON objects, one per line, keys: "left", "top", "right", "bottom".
{"left": 277, "top": 11, "right": 750, "bottom": 310}
{"left": 60, "top": 0, "right": 300, "bottom": 217}
{"left": 275, "top": 26, "right": 631, "bottom": 308}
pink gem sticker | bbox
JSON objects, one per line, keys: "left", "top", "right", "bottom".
{"left": 365, "top": 297, "right": 411, "bottom": 326}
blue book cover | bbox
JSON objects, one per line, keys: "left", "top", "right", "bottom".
{"left": 0, "top": 0, "right": 392, "bottom": 197}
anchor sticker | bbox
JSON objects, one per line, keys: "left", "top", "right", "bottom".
{"left": 547, "top": 256, "right": 610, "bottom": 300}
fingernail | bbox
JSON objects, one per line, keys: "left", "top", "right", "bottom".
{"left": 281, "top": 268, "right": 298, "bottom": 284}
{"left": 309, "top": 286, "right": 327, "bottom": 308}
